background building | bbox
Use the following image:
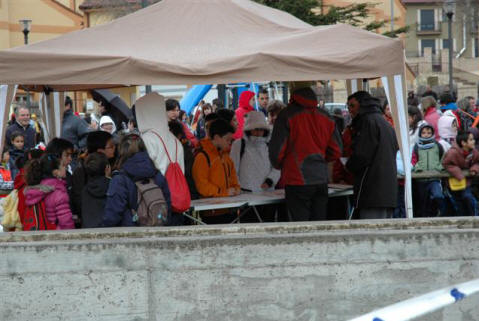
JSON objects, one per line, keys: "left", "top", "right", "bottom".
{"left": 318, "top": 0, "right": 415, "bottom": 102}
{"left": 0, "top": 0, "right": 84, "bottom": 112}
{"left": 403, "top": 0, "right": 479, "bottom": 98}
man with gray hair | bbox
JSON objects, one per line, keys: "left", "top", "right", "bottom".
{"left": 5, "top": 106, "right": 36, "bottom": 149}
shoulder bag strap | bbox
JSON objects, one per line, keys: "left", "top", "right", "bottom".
{"left": 151, "top": 130, "right": 173, "bottom": 163}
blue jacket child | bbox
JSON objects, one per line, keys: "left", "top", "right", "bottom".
{"left": 103, "top": 151, "right": 171, "bottom": 227}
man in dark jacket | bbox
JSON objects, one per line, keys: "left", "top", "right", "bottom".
{"left": 61, "top": 96, "right": 91, "bottom": 150}
{"left": 5, "top": 106, "right": 36, "bottom": 149}
{"left": 346, "top": 91, "right": 399, "bottom": 219}
{"left": 269, "top": 86, "right": 342, "bottom": 221}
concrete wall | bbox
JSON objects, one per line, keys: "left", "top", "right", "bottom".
{"left": 1, "top": 218, "right": 479, "bottom": 321}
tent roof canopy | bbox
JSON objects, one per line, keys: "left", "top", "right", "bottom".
{"left": 0, "top": 0, "right": 405, "bottom": 91}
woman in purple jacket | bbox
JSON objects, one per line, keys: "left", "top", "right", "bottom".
{"left": 24, "top": 154, "right": 75, "bottom": 230}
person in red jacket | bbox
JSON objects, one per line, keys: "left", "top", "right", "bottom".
{"left": 233, "top": 91, "right": 255, "bottom": 140}
{"left": 269, "top": 86, "right": 342, "bottom": 221}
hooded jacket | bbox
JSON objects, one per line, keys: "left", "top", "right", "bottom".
{"left": 233, "top": 91, "right": 255, "bottom": 140}
{"left": 81, "top": 176, "right": 110, "bottom": 228}
{"left": 230, "top": 134, "right": 280, "bottom": 192}
{"left": 269, "top": 93, "right": 342, "bottom": 186}
{"left": 99, "top": 115, "right": 117, "bottom": 134}
{"left": 103, "top": 151, "right": 171, "bottom": 227}
{"left": 438, "top": 111, "right": 457, "bottom": 143}
{"left": 411, "top": 124, "right": 444, "bottom": 173}
{"left": 61, "top": 109, "right": 90, "bottom": 149}
{"left": 24, "top": 178, "right": 75, "bottom": 230}
{"left": 440, "top": 103, "right": 461, "bottom": 128}
{"left": 136, "top": 93, "right": 184, "bottom": 175}
{"left": 346, "top": 97, "right": 399, "bottom": 209}
{"left": 192, "top": 138, "right": 240, "bottom": 197}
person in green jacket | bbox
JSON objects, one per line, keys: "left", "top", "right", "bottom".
{"left": 411, "top": 123, "right": 446, "bottom": 217}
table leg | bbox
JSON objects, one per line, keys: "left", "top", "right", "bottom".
{"left": 252, "top": 206, "right": 263, "bottom": 223}
{"left": 347, "top": 196, "right": 354, "bottom": 221}
{"left": 184, "top": 209, "right": 206, "bottom": 225}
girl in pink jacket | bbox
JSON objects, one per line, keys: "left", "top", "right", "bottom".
{"left": 24, "top": 154, "right": 74, "bottom": 229}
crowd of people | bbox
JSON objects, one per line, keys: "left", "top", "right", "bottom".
{"left": 332, "top": 88, "right": 479, "bottom": 218}
{"left": 0, "top": 84, "right": 478, "bottom": 231}
{"left": 404, "top": 90, "right": 479, "bottom": 217}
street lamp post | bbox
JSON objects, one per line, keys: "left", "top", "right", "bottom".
{"left": 443, "top": 0, "right": 455, "bottom": 96}
{"left": 19, "top": 19, "right": 32, "bottom": 107}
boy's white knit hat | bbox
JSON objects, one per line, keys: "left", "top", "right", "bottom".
{"left": 243, "top": 111, "right": 269, "bottom": 132}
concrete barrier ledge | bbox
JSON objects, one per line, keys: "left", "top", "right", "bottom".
{"left": 1, "top": 217, "right": 478, "bottom": 244}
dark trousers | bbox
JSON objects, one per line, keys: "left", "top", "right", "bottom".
{"left": 285, "top": 184, "right": 328, "bottom": 221}
{"left": 393, "top": 183, "right": 406, "bottom": 218}
{"left": 451, "top": 187, "right": 478, "bottom": 216}
{"left": 415, "top": 180, "right": 447, "bottom": 217}
{"left": 359, "top": 207, "right": 393, "bottom": 219}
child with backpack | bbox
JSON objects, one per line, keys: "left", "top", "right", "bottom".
{"left": 24, "top": 153, "right": 75, "bottom": 230}
{"left": 1, "top": 149, "right": 44, "bottom": 231}
{"left": 81, "top": 153, "right": 111, "bottom": 228}
{"left": 230, "top": 111, "right": 280, "bottom": 192}
{"left": 14, "top": 149, "right": 44, "bottom": 229}
{"left": 8, "top": 132, "right": 25, "bottom": 180}
{"left": 442, "top": 131, "right": 479, "bottom": 216}
{"left": 411, "top": 123, "right": 447, "bottom": 217}
{"left": 103, "top": 133, "right": 171, "bottom": 227}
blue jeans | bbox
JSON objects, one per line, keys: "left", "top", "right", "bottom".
{"left": 451, "top": 187, "right": 478, "bottom": 216}
{"left": 415, "top": 180, "right": 447, "bottom": 217}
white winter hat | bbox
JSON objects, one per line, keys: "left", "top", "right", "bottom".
{"left": 243, "top": 111, "right": 270, "bottom": 132}
{"left": 99, "top": 115, "right": 117, "bottom": 134}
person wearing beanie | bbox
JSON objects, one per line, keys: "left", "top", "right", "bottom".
{"left": 346, "top": 91, "right": 399, "bottom": 219}
{"left": 99, "top": 115, "right": 117, "bottom": 134}
{"left": 231, "top": 111, "right": 280, "bottom": 193}
{"left": 411, "top": 123, "right": 446, "bottom": 217}
{"left": 269, "top": 86, "right": 342, "bottom": 221}
{"left": 437, "top": 111, "right": 457, "bottom": 153}
{"left": 233, "top": 91, "right": 256, "bottom": 140}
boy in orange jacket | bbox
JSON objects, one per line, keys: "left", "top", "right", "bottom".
{"left": 192, "top": 119, "right": 240, "bottom": 198}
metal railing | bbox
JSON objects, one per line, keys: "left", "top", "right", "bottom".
{"left": 416, "top": 23, "right": 442, "bottom": 33}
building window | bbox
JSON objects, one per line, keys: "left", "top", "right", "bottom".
{"left": 442, "top": 39, "right": 450, "bottom": 49}
{"left": 421, "top": 39, "right": 436, "bottom": 55}
{"left": 420, "top": 9, "right": 435, "bottom": 30}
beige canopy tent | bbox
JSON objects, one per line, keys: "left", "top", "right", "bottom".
{"left": 0, "top": 0, "right": 412, "bottom": 217}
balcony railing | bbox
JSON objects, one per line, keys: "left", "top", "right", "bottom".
{"left": 416, "top": 23, "right": 442, "bottom": 35}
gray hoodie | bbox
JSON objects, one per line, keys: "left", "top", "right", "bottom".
{"left": 230, "top": 135, "right": 280, "bottom": 192}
